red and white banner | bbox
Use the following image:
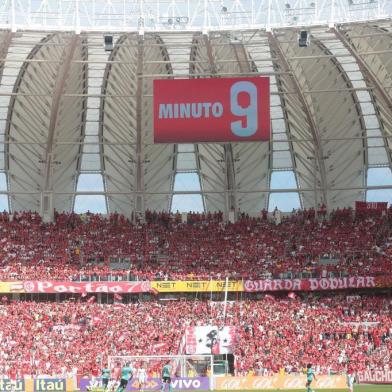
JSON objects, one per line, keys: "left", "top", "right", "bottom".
{"left": 244, "top": 276, "right": 378, "bottom": 292}
{"left": 355, "top": 201, "right": 388, "bottom": 211}
{"left": 22, "top": 281, "right": 151, "bottom": 294}
{"left": 185, "top": 326, "right": 237, "bottom": 355}
{"left": 154, "top": 77, "right": 270, "bottom": 143}
{"left": 357, "top": 370, "right": 392, "bottom": 384}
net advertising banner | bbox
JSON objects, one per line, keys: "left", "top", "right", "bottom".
{"left": 151, "top": 280, "right": 243, "bottom": 293}
{"left": 185, "top": 326, "right": 237, "bottom": 355}
{"left": 153, "top": 77, "right": 270, "bottom": 143}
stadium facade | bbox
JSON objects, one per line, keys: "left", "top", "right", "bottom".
{"left": 0, "top": 0, "right": 390, "bottom": 220}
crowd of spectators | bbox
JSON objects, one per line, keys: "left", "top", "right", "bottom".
{"left": 0, "top": 209, "right": 391, "bottom": 281}
{"left": 0, "top": 294, "right": 390, "bottom": 378}
{"left": 0, "top": 208, "right": 391, "bottom": 281}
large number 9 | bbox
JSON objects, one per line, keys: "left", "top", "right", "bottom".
{"left": 230, "top": 81, "right": 258, "bottom": 137}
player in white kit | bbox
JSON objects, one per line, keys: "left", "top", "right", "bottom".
{"left": 137, "top": 363, "right": 148, "bottom": 391}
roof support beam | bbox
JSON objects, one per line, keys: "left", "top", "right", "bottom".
{"left": 134, "top": 34, "right": 144, "bottom": 221}
{"left": 333, "top": 26, "right": 392, "bottom": 170}
{"left": 267, "top": 32, "right": 328, "bottom": 209}
{"left": 202, "top": 33, "right": 237, "bottom": 219}
{"left": 0, "top": 31, "right": 15, "bottom": 212}
{"left": 41, "top": 34, "right": 79, "bottom": 221}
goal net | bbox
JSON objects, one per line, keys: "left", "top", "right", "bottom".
{"left": 108, "top": 354, "right": 213, "bottom": 391}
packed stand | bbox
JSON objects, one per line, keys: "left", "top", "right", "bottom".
{"left": 0, "top": 294, "right": 391, "bottom": 378}
{"left": 0, "top": 209, "right": 391, "bottom": 281}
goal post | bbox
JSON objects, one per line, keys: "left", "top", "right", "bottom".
{"left": 108, "top": 354, "right": 214, "bottom": 391}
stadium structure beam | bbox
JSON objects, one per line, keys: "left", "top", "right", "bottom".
{"left": 267, "top": 31, "right": 328, "bottom": 209}
{"left": 333, "top": 26, "right": 392, "bottom": 170}
{"left": 1, "top": 0, "right": 391, "bottom": 32}
{"left": 134, "top": 34, "right": 145, "bottom": 221}
{"left": 202, "top": 33, "right": 237, "bottom": 220}
{"left": 41, "top": 34, "right": 79, "bottom": 222}
{"left": 3, "top": 134, "right": 392, "bottom": 147}
{"left": 2, "top": 183, "right": 392, "bottom": 196}
{"left": 0, "top": 86, "right": 385, "bottom": 98}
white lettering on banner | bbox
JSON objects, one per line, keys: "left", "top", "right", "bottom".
{"left": 310, "top": 279, "right": 318, "bottom": 291}
{"left": 230, "top": 81, "right": 258, "bottom": 137}
{"left": 317, "top": 378, "right": 335, "bottom": 388}
{"left": 28, "top": 281, "right": 148, "bottom": 294}
{"left": 313, "top": 277, "right": 373, "bottom": 291}
{"left": 245, "top": 277, "right": 377, "bottom": 292}
{"left": 171, "top": 379, "right": 201, "bottom": 389}
{"left": 36, "top": 282, "right": 55, "bottom": 292}
{"left": 273, "top": 280, "right": 282, "bottom": 290}
{"left": 158, "top": 102, "right": 224, "bottom": 119}
{"left": 292, "top": 280, "right": 301, "bottom": 290}
{"left": 220, "top": 379, "right": 243, "bottom": 390}
{"left": 358, "top": 370, "right": 392, "bottom": 384}
{"left": 283, "top": 378, "right": 304, "bottom": 389}
{"left": 252, "top": 377, "right": 276, "bottom": 389}
{"left": 366, "top": 276, "right": 375, "bottom": 286}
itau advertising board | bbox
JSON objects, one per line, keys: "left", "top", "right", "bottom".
{"left": 154, "top": 77, "right": 270, "bottom": 143}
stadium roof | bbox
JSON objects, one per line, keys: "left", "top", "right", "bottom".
{"left": 0, "top": 1, "right": 391, "bottom": 32}
{"left": 0, "top": 1, "right": 391, "bottom": 218}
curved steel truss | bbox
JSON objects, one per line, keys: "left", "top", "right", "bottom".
{"left": 0, "top": 19, "right": 391, "bottom": 216}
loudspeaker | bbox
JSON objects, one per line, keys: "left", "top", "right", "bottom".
{"left": 298, "top": 31, "right": 309, "bottom": 47}
{"left": 104, "top": 35, "right": 113, "bottom": 51}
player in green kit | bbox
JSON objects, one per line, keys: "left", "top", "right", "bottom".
{"left": 101, "top": 367, "right": 111, "bottom": 391}
{"left": 306, "top": 363, "right": 317, "bottom": 392}
{"left": 116, "top": 363, "right": 134, "bottom": 392}
{"left": 160, "top": 361, "right": 172, "bottom": 392}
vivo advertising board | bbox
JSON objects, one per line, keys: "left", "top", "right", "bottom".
{"left": 154, "top": 77, "right": 270, "bottom": 143}
{"left": 79, "top": 377, "right": 209, "bottom": 391}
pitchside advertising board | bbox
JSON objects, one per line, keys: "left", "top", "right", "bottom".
{"left": 153, "top": 77, "right": 270, "bottom": 143}
{"left": 0, "top": 378, "right": 74, "bottom": 392}
{"left": 79, "top": 377, "right": 209, "bottom": 391}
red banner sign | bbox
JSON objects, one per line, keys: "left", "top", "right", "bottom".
{"left": 153, "top": 77, "right": 270, "bottom": 143}
{"left": 22, "top": 281, "right": 151, "bottom": 294}
{"left": 355, "top": 201, "right": 388, "bottom": 211}
{"left": 244, "top": 276, "right": 386, "bottom": 292}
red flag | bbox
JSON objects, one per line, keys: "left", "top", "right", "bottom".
{"left": 150, "top": 287, "right": 159, "bottom": 296}
{"left": 87, "top": 296, "right": 96, "bottom": 303}
{"left": 114, "top": 293, "right": 122, "bottom": 301}
{"left": 211, "top": 341, "right": 220, "bottom": 355}
{"left": 288, "top": 292, "right": 297, "bottom": 299}
{"left": 265, "top": 294, "right": 275, "bottom": 301}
